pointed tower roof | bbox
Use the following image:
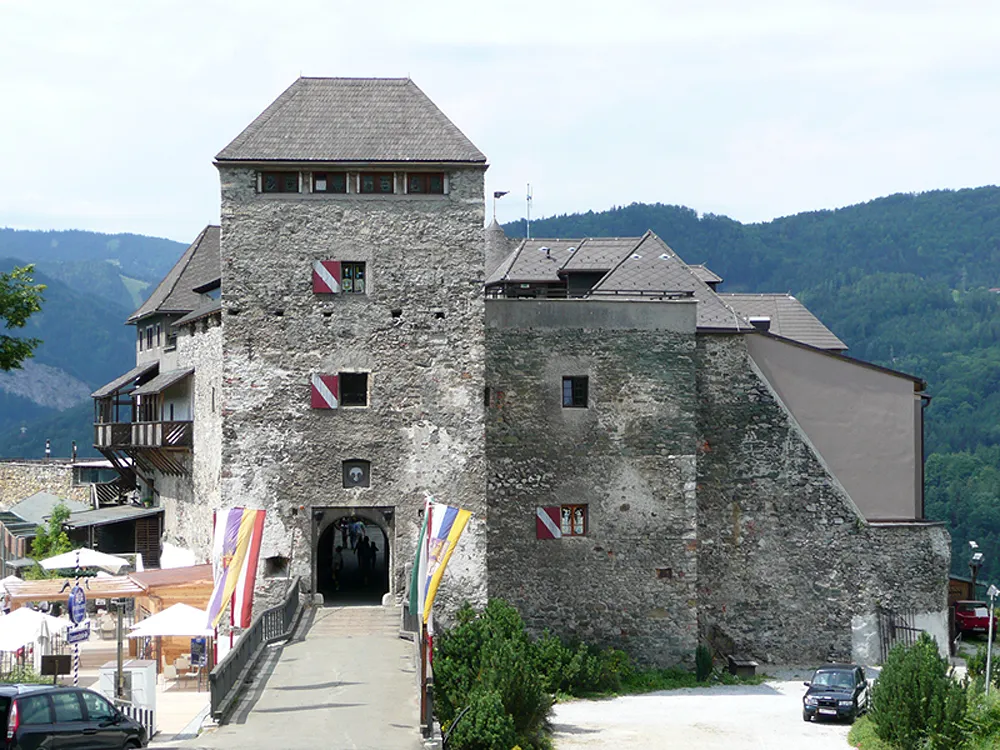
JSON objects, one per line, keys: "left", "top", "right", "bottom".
{"left": 216, "top": 78, "right": 486, "bottom": 164}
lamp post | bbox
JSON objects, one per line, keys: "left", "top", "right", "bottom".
{"left": 970, "top": 541, "right": 984, "bottom": 598}
{"left": 987, "top": 585, "right": 999, "bottom": 696}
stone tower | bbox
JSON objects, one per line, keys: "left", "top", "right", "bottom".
{"left": 214, "top": 78, "right": 489, "bottom": 610}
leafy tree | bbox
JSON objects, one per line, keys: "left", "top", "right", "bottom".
{"left": 30, "top": 501, "right": 74, "bottom": 561}
{"left": 870, "top": 632, "right": 966, "bottom": 749}
{"left": 0, "top": 264, "right": 44, "bottom": 371}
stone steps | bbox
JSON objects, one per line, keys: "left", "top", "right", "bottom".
{"left": 308, "top": 605, "right": 401, "bottom": 638}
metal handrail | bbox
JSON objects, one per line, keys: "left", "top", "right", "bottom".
{"left": 209, "top": 577, "right": 302, "bottom": 722}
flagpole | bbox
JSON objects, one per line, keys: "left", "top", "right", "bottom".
{"left": 420, "top": 501, "right": 433, "bottom": 734}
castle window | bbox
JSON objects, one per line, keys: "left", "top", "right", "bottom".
{"left": 560, "top": 504, "right": 588, "bottom": 536}
{"left": 146, "top": 326, "right": 154, "bottom": 350}
{"left": 359, "top": 172, "right": 395, "bottom": 194}
{"left": 312, "top": 172, "right": 347, "bottom": 194}
{"left": 260, "top": 171, "right": 300, "bottom": 193}
{"left": 264, "top": 556, "right": 289, "bottom": 578}
{"left": 155, "top": 323, "right": 161, "bottom": 347}
{"left": 562, "top": 376, "right": 589, "bottom": 408}
{"left": 137, "top": 328, "right": 143, "bottom": 352}
{"left": 313, "top": 261, "right": 365, "bottom": 294}
{"left": 342, "top": 262, "right": 366, "bottom": 294}
{"left": 406, "top": 172, "right": 445, "bottom": 194}
{"left": 339, "top": 372, "right": 369, "bottom": 407}
{"left": 343, "top": 459, "right": 371, "bottom": 488}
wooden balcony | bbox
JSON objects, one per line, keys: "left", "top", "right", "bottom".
{"left": 94, "top": 421, "right": 193, "bottom": 449}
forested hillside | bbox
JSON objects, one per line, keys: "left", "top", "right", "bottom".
{"left": 0, "top": 229, "right": 188, "bottom": 459}
{"left": 506, "top": 186, "right": 1000, "bottom": 581}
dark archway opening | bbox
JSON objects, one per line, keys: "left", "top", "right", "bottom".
{"left": 316, "top": 516, "right": 389, "bottom": 605}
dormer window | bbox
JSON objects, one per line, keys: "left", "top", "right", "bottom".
{"left": 406, "top": 173, "right": 445, "bottom": 194}
{"left": 260, "top": 171, "right": 300, "bottom": 193}
{"left": 359, "top": 172, "right": 395, "bottom": 194}
{"left": 312, "top": 172, "right": 347, "bottom": 194}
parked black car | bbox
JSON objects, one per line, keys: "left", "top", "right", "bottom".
{"left": 802, "top": 664, "right": 870, "bottom": 723}
{"left": 0, "top": 684, "right": 147, "bottom": 749}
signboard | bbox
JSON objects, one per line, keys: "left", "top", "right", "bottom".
{"left": 41, "top": 654, "right": 71, "bottom": 676}
{"left": 190, "top": 637, "right": 207, "bottom": 667}
{"left": 66, "top": 623, "right": 90, "bottom": 644}
{"left": 68, "top": 585, "right": 86, "bottom": 625}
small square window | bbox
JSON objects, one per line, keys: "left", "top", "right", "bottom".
{"left": 343, "top": 459, "right": 371, "bottom": 488}
{"left": 360, "top": 172, "right": 395, "bottom": 194}
{"left": 407, "top": 172, "right": 445, "bottom": 194}
{"left": 562, "top": 376, "right": 589, "bottom": 408}
{"left": 342, "top": 262, "right": 366, "bottom": 294}
{"left": 260, "top": 171, "right": 300, "bottom": 193}
{"left": 264, "top": 556, "right": 289, "bottom": 578}
{"left": 313, "top": 172, "right": 347, "bottom": 193}
{"left": 560, "top": 504, "right": 588, "bottom": 536}
{"left": 339, "top": 372, "right": 369, "bottom": 407}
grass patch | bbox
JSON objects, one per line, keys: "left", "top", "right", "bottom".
{"left": 557, "top": 667, "right": 766, "bottom": 700}
{"left": 848, "top": 715, "right": 895, "bottom": 750}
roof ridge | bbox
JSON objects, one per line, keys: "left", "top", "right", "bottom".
{"left": 127, "top": 226, "right": 209, "bottom": 322}
{"left": 217, "top": 80, "right": 306, "bottom": 160}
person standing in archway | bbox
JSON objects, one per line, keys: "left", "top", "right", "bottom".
{"left": 332, "top": 545, "right": 344, "bottom": 591}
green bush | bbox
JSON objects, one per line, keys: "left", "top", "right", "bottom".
{"left": 963, "top": 687, "right": 1000, "bottom": 749}
{"left": 870, "top": 632, "right": 966, "bottom": 750}
{"left": 966, "top": 643, "right": 1000, "bottom": 691}
{"left": 434, "top": 600, "right": 552, "bottom": 750}
{"left": 695, "top": 644, "right": 713, "bottom": 682}
{"left": 444, "top": 689, "right": 516, "bottom": 750}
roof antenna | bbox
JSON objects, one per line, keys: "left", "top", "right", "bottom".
{"left": 526, "top": 183, "right": 532, "bottom": 240}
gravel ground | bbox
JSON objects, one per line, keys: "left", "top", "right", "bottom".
{"left": 552, "top": 669, "right": 860, "bottom": 750}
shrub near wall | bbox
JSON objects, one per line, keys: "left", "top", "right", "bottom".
{"left": 869, "top": 633, "right": 966, "bottom": 750}
{"left": 434, "top": 601, "right": 552, "bottom": 750}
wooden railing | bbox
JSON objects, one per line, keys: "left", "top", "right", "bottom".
{"left": 133, "top": 421, "right": 193, "bottom": 448}
{"left": 94, "top": 423, "right": 132, "bottom": 448}
{"left": 209, "top": 578, "right": 302, "bottom": 723}
{"left": 94, "top": 421, "right": 193, "bottom": 449}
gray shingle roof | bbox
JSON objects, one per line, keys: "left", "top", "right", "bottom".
{"left": 488, "top": 240, "right": 581, "bottom": 284}
{"left": 132, "top": 368, "right": 194, "bottom": 396}
{"left": 216, "top": 78, "right": 486, "bottom": 163}
{"left": 688, "top": 264, "right": 722, "bottom": 285}
{"left": 561, "top": 238, "right": 636, "bottom": 272}
{"left": 128, "top": 226, "right": 220, "bottom": 323}
{"left": 718, "top": 293, "right": 848, "bottom": 350}
{"left": 10, "top": 492, "right": 90, "bottom": 527}
{"left": 91, "top": 361, "right": 159, "bottom": 398}
{"left": 174, "top": 299, "right": 222, "bottom": 328}
{"left": 592, "top": 233, "right": 751, "bottom": 330}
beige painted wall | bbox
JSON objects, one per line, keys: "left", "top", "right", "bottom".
{"left": 746, "top": 334, "right": 922, "bottom": 520}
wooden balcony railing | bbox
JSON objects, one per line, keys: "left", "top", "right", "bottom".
{"left": 94, "top": 421, "right": 193, "bottom": 449}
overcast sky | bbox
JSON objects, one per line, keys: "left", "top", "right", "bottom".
{"left": 1, "top": 1, "right": 998, "bottom": 243}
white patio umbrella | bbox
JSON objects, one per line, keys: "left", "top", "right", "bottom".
{"left": 0, "top": 575, "right": 22, "bottom": 595}
{"left": 0, "top": 607, "right": 69, "bottom": 652}
{"left": 39, "top": 549, "right": 129, "bottom": 574}
{"left": 128, "top": 603, "right": 214, "bottom": 638}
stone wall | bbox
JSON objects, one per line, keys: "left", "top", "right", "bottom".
{"left": 486, "top": 300, "right": 700, "bottom": 667}
{"left": 218, "top": 165, "right": 488, "bottom": 612}
{"left": 0, "top": 460, "right": 89, "bottom": 508}
{"left": 159, "top": 317, "right": 223, "bottom": 562}
{"left": 696, "top": 334, "right": 949, "bottom": 664}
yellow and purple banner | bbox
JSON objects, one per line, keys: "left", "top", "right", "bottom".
{"left": 206, "top": 507, "right": 266, "bottom": 628}
{"left": 420, "top": 501, "right": 471, "bottom": 625}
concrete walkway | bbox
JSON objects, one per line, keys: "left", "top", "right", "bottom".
{"left": 182, "top": 605, "right": 423, "bottom": 750}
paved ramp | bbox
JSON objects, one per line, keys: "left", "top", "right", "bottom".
{"left": 183, "top": 605, "right": 423, "bottom": 750}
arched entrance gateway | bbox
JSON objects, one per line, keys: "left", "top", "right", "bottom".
{"left": 312, "top": 507, "right": 393, "bottom": 605}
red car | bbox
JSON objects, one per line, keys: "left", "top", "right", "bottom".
{"left": 955, "top": 600, "right": 996, "bottom": 636}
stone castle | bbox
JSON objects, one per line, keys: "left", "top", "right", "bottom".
{"left": 89, "top": 77, "right": 949, "bottom": 666}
